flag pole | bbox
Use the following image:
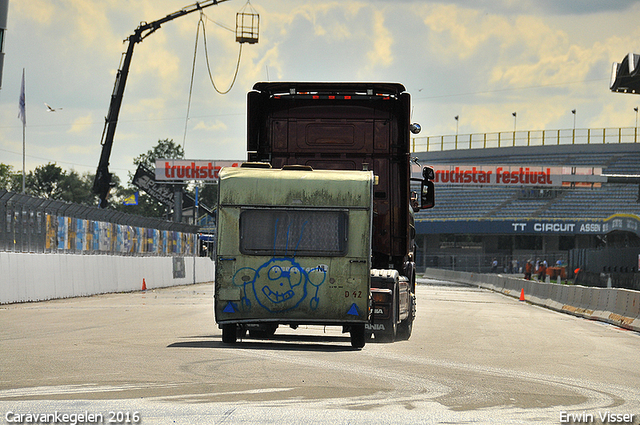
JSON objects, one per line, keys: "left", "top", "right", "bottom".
{"left": 22, "top": 119, "right": 25, "bottom": 193}
{"left": 19, "top": 68, "right": 26, "bottom": 193}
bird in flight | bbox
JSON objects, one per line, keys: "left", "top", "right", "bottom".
{"left": 44, "top": 102, "right": 62, "bottom": 112}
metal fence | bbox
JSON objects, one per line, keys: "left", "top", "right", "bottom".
{"left": 411, "top": 127, "right": 640, "bottom": 152}
{"left": 416, "top": 251, "right": 570, "bottom": 276}
{"left": 0, "top": 190, "right": 199, "bottom": 256}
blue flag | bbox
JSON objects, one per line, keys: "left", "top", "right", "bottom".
{"left": 18, "top": 69, "right": 26, "bottom": 126}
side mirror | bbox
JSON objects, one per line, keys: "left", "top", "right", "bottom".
{"left": 422, "top": 166, "right": 435, "bottom": 180}
{"left": 411, "top": 166, "right": 435, "bottom": 211}
{"left": 421, "top": 180, "right": 435, "bottom": 209}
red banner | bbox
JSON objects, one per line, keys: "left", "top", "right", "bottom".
{"left": 412, "top": 164, "right": 603, "bottom": 187}
{"left": 155, "top": 159, "right": 242, "bottom": 181}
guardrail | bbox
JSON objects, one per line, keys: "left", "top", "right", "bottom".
{"left": 422, "top": 268, "right": 640, "bottom": 333}
{"left": 417, "top": 252, "right": 569, "bottom": 275}
{"left": 412, "top": 127, "right": 640, "bottom": 152}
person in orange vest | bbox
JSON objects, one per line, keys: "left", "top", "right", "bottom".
{"left": 537, "top": 260, "right": 547, "bottom": 281}
{"left": 524, "top": 259, "right": 533, "bottom": 280}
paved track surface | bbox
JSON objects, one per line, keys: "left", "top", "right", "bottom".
{"left": 1, "top": 277, "right": 639, "bottom": 424}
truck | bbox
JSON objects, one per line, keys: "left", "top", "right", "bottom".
{"left": 214, "top": 82, "right": 434, "bottom": 347}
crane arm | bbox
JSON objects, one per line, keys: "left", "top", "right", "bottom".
{"left": 93, "top": 0, "right": 230, "bottom": 208}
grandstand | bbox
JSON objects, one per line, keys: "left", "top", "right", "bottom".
{"left": 412, "top": 141, "right": 640, "bottom": 284}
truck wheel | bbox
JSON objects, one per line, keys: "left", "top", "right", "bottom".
{"left": 221, "top": 324, "right": 237, "bottom": 344}
{"left": 350, "top": 324, "right": 366, "bottom": 349}
{"left": 396, "top": 294, "right": 415, "bottom": 341}
{"left": 396, "top": 318, "right": 412, "bottom": 340}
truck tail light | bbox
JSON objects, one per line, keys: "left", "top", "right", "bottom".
{"left": 372, "top": 290, "right": 392, "bottom": 304}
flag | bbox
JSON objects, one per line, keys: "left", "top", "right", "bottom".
{"left": 18, "top": 69, "right": 26, "bottom": 126}
{"left": 123, "top": 192, "right": 139, "bottom": 206}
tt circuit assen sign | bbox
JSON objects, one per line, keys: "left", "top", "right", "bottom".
{"left": 155, "top": 159, "right": 242, "bottom": 182}
{"left": 416, "top": 215, "right": 640, "bottom": 238}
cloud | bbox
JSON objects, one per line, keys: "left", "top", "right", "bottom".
{"left": 517, "top": 0, "right": 638, "bottom": 16}
{"left": 131, "top": 36, "right": 182, "bottom": 94}
{"left": 193, "top": 119, "right": 228, "bottom": 132}
{"left": 364, "top": 10, "right": 393, "bottom": 71}
{"left": 68, "top": 114, "right": 94, "bottom": 134}
{"left": 417, "top": 3, "right": 629, "bottom": 96}
{"left": 67, "top": 0, "right": 120, "bottom": 50}
{"left": 11, "top": 0, "right": 55, "bottom": 25}
{"left": 270, "top": 2, "right": 365, "bottom": 38}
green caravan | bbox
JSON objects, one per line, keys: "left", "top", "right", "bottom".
{"left": 215, "top": 164, "right": 374, "bottom": 348}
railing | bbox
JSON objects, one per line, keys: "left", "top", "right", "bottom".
{"left": 411, "top": 127, "right": 640, "bottom": 152}
{"left": 417, "top": 251, "right": 569, "bottom": 275}
{"left": 0, "top": 190, "right": 199, "bottom": 256}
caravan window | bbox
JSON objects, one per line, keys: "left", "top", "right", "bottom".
{"left": 240, "top": 209, "right": 347, "bottom": 256}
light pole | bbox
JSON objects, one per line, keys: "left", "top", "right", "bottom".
{"left": 454, "top": 115, "right": 459, "bottom": 149}
{"left": 635, "top": 107, "right": 638, "bottom": 143}
{"left": 571, "top": 109, "right": 576, "bottom": 144}
{"left": 512, "top": 112, "right": 517, "bottom": 145}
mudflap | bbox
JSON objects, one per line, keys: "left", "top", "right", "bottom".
{"left": 350, "top": 324, "right": 366, "bottom": 349}
{"left": 368, "top": 269, "right": 399, "bottom": 342}
{"left": 370, "top": 317, "right": 396, "bottom": 342}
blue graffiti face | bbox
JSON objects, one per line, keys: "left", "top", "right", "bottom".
{"left": 255, "top": 258, "right": 306, "bottom": 311}
{"left": 233, "top": 259, "right": 327, "bottom": 313}
{"left": 263, "top": 260, "right": 303, "bottom": 303}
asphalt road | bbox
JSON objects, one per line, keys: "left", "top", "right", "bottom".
{"left": 1, "top": 277, "right": 639, "bottom": 425}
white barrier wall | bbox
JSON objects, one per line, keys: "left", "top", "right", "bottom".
{"left": 423, "top": 268, "right": 640, "bottom": 333}
{"left": 0, "top": 252, "right": 214, "bottom": 304}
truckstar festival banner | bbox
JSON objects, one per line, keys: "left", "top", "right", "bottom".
{"left": 411, "top": 164, "right": 603, "bottom": 187}
{"left": 155, "top": 159, "right": 242, "bottom": 182}
{"left": 434, "top": 165, "right": 561, "bottom": 186}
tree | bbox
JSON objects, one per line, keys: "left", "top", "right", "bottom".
{"left": 0, "top": 163, "right": 16, "bottom": 191}
{"left": 2, "top": 139, "right": 192, "bottom": 218}
{"left": 0, "top": 163, "right": 25, "bottom": 192}
{"left": 197, "top": 182, "right": 218, "bottom": 210}
{"left": 27, "top": 163, "right": 65, "bottom": 199}
{"left": 133, "top": 138, "right": 184, "bottom": 171}
{"left": 58, "top": 171, "right": 97, "bottom": 205}
{"left": 114, "top": 139, "right": 186, "bottom": 218}
{"left": 1, "top": 162, "right": 99, "bottom": 205}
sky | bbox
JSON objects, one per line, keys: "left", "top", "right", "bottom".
{"left": 2, "top": 0, "right": 640, "bottom": 185}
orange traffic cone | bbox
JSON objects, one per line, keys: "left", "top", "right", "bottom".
{"left": 142, "top": 278, "right": 147, "bottom": 291}
{"left": 519, "top": 288, "right": 525, "bottom": 301}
